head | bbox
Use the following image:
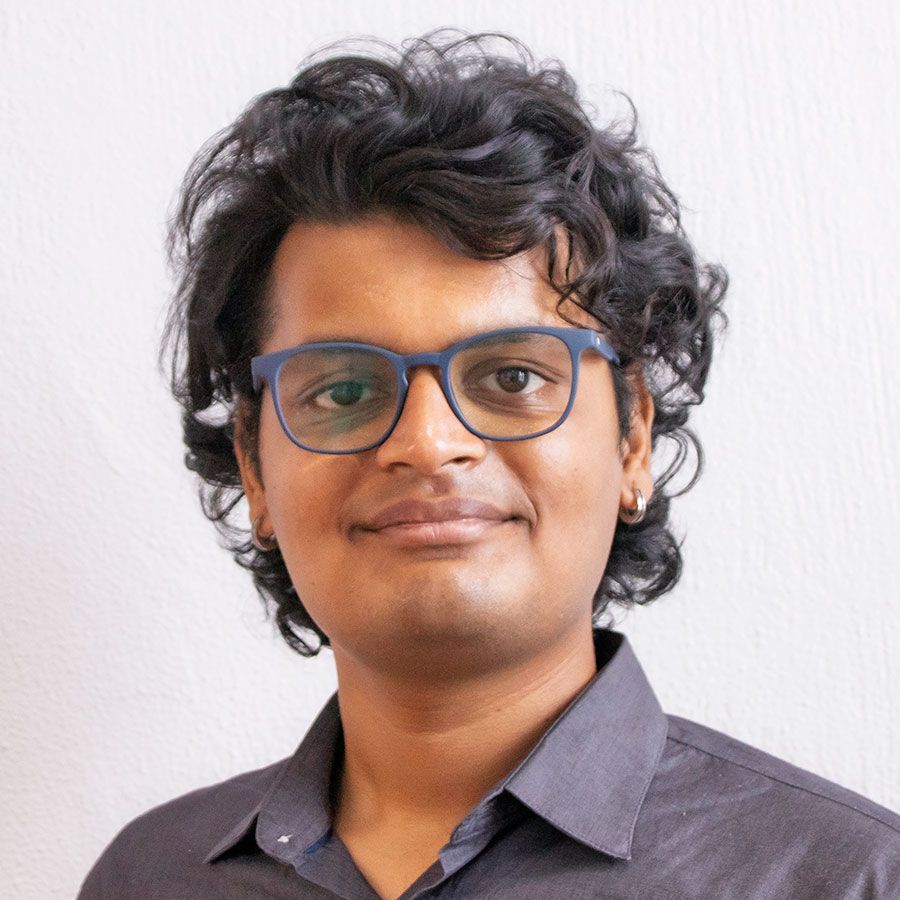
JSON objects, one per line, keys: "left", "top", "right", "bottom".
{"left": 160, "top": 29, "right": 728, "bottom": 667}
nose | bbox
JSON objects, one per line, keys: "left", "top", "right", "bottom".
{"left": 373, "top": 365, "right": 487, "bottom": 471}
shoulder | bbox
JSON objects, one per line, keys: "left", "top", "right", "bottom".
{"left": 76, "top": 757, "right": 288, "bottom": 899}
{"left": 664, "top": 714, "right": 900, "bottom": 832}
{"left": 654, "top": 714, "right": 900, "bottom": 897}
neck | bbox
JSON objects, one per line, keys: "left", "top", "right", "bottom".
{"left": 330, "top": 621, "right": 599, "bottom": 834}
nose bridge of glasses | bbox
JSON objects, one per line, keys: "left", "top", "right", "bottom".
{"left": 396, "top": 349, "right": 451, "bottom": 392}
{"left": 400, "top": 348, "right": 446, "bottom": 369}
{"left": 387, "top": 349, "right": 465, "bottom": 433}
{"left": 398, "top": 360, "right": 454, "bottom": 410}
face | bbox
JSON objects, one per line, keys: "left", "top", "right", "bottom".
{"left": 234, "top": 214, "right": 654, "bottom": 680}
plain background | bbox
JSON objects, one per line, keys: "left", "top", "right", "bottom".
{"left": 1, "top": 2, "right": 898, "bottom": 897}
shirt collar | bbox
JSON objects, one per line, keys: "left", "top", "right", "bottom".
{"left": 203, "top": 628, "right": 667, "bottom": 865}
{"left": 201, "top": 688, "right": 341, "bottom": 865}
{"left": 501, "top": 629, "right": 668, "bottom": 859}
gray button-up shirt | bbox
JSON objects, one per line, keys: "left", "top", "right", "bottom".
{"left": 77, "top": 629, "right": 900, "bottom": 898}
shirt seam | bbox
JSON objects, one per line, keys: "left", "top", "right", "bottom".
{"left": 666, "top": 733, "right": 900, "bottom": 839}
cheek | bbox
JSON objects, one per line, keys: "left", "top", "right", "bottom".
{"left": 257, "top": 402, "right": 338, "bottom": 537}
{"left": 533, "top": 442, "right": 619, "bottom": 537}
{"left": 522, "top": 402, "right": 623, "bottom": 571}
{"left": 266, "top": 458, "right": 336, "bottom": 533}
{"left": 262, "top": 458, "right": 349, "bottom": 636}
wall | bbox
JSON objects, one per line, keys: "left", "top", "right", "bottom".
{"left": 1, "top": 1, "right": 897, "bottom": 897}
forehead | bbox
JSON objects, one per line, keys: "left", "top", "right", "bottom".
{"left": 263, "top": 215, "right": 595, "bottom": 353}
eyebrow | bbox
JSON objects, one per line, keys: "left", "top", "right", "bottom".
{"left": 302, "top": 334, "right": 372, "bottom": 344}
{"left": 301, "top": 322, "right": 554, "bottom": 347}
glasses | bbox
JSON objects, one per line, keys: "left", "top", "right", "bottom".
{"left": 250, "top": 325, "right": 621, "bottom": 455}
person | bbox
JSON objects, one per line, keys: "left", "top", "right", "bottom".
{"left": 77, "top": 28, "right": 900, "bottom": 900}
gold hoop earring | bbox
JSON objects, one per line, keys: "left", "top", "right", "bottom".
{"left": 251, "top": 515, "right": 279, "bottom": 551}
{"left": 619, "top": 487, "right": 646, "bottom": 525}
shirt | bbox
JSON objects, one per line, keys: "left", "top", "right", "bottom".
{"left": 77, "top": 628, "right": 900, "bottom": 899}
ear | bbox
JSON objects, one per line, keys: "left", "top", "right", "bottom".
{"left": 232, "top": 398, "right": 270, "bottom": 530}
{"left": 619, "top": 369, "right": 655, "bottom": 509}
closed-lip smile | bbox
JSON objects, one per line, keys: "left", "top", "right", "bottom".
{"left": 361, "top": 498, "right": 512, "bottom": 530}
{"left": 355, "top": 497, "right": 521, "bottom": 546}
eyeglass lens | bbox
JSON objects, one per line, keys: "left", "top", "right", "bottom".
{"left": 275, "top": 331, "right": 574, "bottom": 452}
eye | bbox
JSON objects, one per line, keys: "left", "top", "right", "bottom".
{"left": 464, "top": 358, "right": 557, "bottom": 399}
{"left": 308, "top": 380, "right": 380, "bottom": 409}
{"left": 483, "top": 366, "right": 549, "bottom": 394}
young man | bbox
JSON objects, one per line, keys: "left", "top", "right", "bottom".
{"left": 79, "top": 30, "right": 900, "bottom": 900}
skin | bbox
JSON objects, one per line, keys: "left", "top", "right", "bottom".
{"left": 233, "top": 213, "right": 654, "bottom": 899}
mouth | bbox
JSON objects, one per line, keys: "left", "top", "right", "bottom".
{"left": 358, "top": 516, "right": 524, "bottom": 547}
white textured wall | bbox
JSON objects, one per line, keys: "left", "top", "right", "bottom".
{"left": 2, "top": 2, "right": 898, "bottom": 897}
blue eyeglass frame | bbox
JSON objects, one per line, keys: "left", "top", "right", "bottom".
{"left": 250, "top": 325, "right": 621, "bottom": 455}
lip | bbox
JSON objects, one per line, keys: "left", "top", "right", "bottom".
{"left": 359, "top": 498, "right": 514, "bottom": 531}
{"left": 354, "top": 497, "right": 523, "bottom": 546}
{"left": 366, "top": 517, "right": 517, "bottom": 547}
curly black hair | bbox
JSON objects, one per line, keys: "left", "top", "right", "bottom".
{"left": 159, "top": 28, "right": 729, "bottom": 657}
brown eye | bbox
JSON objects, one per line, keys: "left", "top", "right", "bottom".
{"left": 492, "top": 367, "right": 542, "bottom": 393}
